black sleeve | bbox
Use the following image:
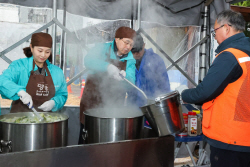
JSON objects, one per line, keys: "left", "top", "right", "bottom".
{"left": 181, "top": 51, "right": 242, "bottom": 104}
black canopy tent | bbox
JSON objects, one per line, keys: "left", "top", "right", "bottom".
{"left": 0, "top": 0, "right": 231, "bottom": 25}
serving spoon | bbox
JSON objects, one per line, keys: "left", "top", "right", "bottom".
{"left": 27, "top": 103, "right": 45, "bottom": 122}
{"left": 119, "top": 74, "right": 155, "bottom": 105}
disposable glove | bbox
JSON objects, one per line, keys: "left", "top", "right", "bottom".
{"left": 119, "top": 70, "right": 126, "bottom": 78}
{"left": 175, "top": 85, "right": 188, "bottom": 103}
{"left": 107, "top": 64, "right": 120, "bottom": 77}
{"left": 175, "top": 85, "right": 188, "bottom": 94}
{"left": 107, "top": 64, "right": 125, "bottom": 81}
{"left": 113, "top": 70, "right": 126, "bottom": 81}
{"left": 18, "top": 90, "right": 33, "bottom": 109}
{"left": 38, "top": 100, "right": 55, "bottom": 112}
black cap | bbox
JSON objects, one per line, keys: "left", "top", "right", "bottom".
{"left": 131, "top": 33, "right": 144, "bottom": 53}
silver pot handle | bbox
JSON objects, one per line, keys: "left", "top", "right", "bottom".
{"left": 0, "top": 140, "right": 12, "bottom": 153}
{"left": 155, "top": 101, "right": 162, "bottom": 106}
{"left": 82, "top": 129, "right": 88, "bottom": 140}
{"left": 155, "top": 97, "right": 161, "bottom": 102}
{"left": 155, "top": 90, "right": 179, "bottom": 103}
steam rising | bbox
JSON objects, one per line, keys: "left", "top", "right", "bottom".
{"left": 65, "top": 0, "right": 202, "bottom": 110}
{"left": 81, "top": 71, "right": 143, "bottom": 117}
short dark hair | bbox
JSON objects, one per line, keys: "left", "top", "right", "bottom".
{"left": 217, "top": 9, "right": 245, "bottom": 32}
{"left": 131, "top": 33, "right": 144, "bottom": 53}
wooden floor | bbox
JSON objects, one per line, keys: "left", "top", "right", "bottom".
{"left": 174, "top": 157, "right": 194, "bottom": 167}
{"left": 174, "top": 157, "right": 211, "bottom": 167}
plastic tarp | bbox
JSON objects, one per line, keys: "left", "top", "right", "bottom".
{"left": 0, "top": 0, "right": 231, "bottom": 26}
{"left": 0, "top": 22, "right": 43, "bottom": 74}
{"left": 0, "top": 0, "right": 230, "bottom": 108}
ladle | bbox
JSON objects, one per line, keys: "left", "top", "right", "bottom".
{"left": 27, "top": 103, "right": 45, "bottom": 122}
{"left": 119, "top": 74, "right": 154, "bottom": 105}
{"left": 31, "top": 106, "right": 45, "bottom": 122}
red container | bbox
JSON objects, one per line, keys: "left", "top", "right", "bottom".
{"left": 176, "top": 113, "right": 188, "bottom": 137}
{"left": 188, "top": 112, "right": 197, "bottom": 136}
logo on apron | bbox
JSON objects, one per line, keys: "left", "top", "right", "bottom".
{"left": 36, "top": 82, "right": 49, "bottom": 96}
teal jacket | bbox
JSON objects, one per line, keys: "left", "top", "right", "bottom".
{"left": 0, "top": 57, "right": 68, "bottom": 112}
{"left": 84, "top": 40, "right": 136, "bottom": 83}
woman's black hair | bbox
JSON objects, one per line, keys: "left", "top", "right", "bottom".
{"left": 23, "top": 46, "right": 52, "bottom": 62}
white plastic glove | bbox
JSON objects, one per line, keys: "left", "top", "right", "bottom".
{"left": 107, "top": 64, "right": 125, "bottom": 81}
{"left": 107, "top": 64, "right": 120, "bottom": 76}
{"left": 119, "top": 70, "right": 126, "bottom": 78}
{"left": 18, "top": 90, "right": 33, "bottom": 109}
{"left": 38, "top": 100, "right": 55, "bottom": 112}
{"left": 175, "top": 85, "right": 188, "bottom": 94}
{"left": 175, "top": 85, "right": 188, "bottom": 104}
{"left": 113, "top": 70, "right": 126, "bottom": 81}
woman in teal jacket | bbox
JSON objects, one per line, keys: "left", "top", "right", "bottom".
{"left": 0, "top": 32, "right": 68, "bottom": 113}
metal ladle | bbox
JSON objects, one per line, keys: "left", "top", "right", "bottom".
{"left": 119, "top": 74, "right": 154, "bottom": 105}
{"left": 27, "top": 103, "right": 45, "bottom": 122}
{"left": 31, "top": 106, "right": 45, "bottom": 122}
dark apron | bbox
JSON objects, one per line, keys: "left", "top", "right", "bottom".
{"left": 11, "top": 61, "right": 56, "bottom": 113}
{"left": 80, "top": 45, "right": 127, "bottom": 124}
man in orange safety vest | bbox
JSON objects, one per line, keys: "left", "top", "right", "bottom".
{"left": 179, "top": 10, "right": 250, "bottom": 167}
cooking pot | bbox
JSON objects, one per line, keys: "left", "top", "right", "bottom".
{"left": 83, "top": 107, "right": 143, "bottom": 144}
{"left": 0, "top": 112, "right": 68, "bottom": 153}
{"left": 140, "top": 91, "right": 185, "bottom": 137}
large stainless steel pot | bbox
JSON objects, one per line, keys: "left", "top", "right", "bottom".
{"left": 0, "top": 112, "right": 68, "bottom": 153}
{"left": 140, "top": 91, "right": 185, "bottom": 137}
{"left": 83, "top": 108, "right": 143, "bottom": 144}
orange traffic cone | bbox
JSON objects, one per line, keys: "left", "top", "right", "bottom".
{"left": 66, "top": 77, "right": 73, "bottom": 93}
{"left": 79, "top": 79, "right": 85, "bottom": 98}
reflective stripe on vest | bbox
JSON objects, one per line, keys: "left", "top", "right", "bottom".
{"left": 202, "top": 48, "right": 250, "bottom": 146}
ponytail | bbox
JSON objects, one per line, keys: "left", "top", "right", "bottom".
{"left": 23, "top": 47, "right": 32, "bottom": 57}
{"left": 48, "top": 53, "right": 52, "bottom": 62}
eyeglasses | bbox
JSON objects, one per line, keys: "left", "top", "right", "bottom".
{"left": 121, "top": 39, "right": 133, "bottom": 47}
{"left": 211, "top": 24, "right": 232, "bottom": 37}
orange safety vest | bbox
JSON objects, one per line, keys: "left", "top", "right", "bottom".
{"left": 202, "top": 48, "right": 250, "bottom": 147}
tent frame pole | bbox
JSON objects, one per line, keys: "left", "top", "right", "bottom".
{"left": 0, "top": 19, "right": 73, "bottom": 67}
{"left": 166, "top": 35, "right": 209, "bottom": 71}
{"left": 136, "top": 1, "right": 210, "bottom": 86}
{"left": 61, "top": 0, "right": 67, "bottom": 72}
{"left": 137, "top": 0, "right": 141, "bottom": 30}
{"left": 199, "top": 5, "right": 209, "bottom": 82}
{"left": 52, "top": 0, "right": 57, "bottom": 65}
{"left": 139, "top": 28, "right": 199, "bottom": 86}
{"left": 0, "top": 20, "right": 54, "bottom": 64}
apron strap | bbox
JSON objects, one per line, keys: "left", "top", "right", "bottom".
{"left": 105, "top": 45, "right": 112, "bottom": 61}
{"left": 32, "top": 60, "right": 52, "bottom": 76}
